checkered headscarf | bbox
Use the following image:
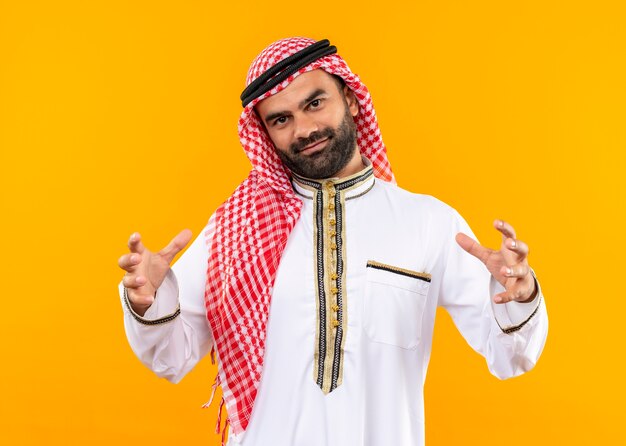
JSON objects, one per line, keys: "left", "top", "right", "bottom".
{"left": 203, "top": 37, "right": 395, "bottom": 437}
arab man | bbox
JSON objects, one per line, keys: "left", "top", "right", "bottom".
{"left": 118, "top": 37, "right": 548, "bottom": 446}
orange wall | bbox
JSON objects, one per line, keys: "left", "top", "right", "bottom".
{"left": 1, "top": 1, "right": 624, "bottom": 444}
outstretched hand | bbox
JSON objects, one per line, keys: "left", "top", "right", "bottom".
{"left": 455, "top": 219, "right": 537, "bottom": 304}
{"left": 118, "top": 229, "right": 193, "bottom": 315}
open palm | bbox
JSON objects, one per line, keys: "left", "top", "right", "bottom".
{"left": 455, "top": 219, "right": 537, "bottom": 304}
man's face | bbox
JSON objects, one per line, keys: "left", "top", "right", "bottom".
{"left": 255, "top": 69, "right": 360, "bottom": 179}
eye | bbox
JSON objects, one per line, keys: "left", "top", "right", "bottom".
{"left": 309, "top": 99, "right": 322, "bottom": 109}
{"left": 273, "top": 116, "right": 288, "bottom": 126}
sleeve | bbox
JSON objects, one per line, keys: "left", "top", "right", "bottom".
{"left": 118, "top": 214, "right": 217, "bottom": 384}
{"left": 437, "top": 209, "right": 548, "bottom": 380}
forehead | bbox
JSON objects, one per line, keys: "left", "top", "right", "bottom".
{"left": 254, "top": 69, "right": 338, "bottom": 115}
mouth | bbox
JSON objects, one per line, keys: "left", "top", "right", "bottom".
{"left": 298, "top": 137, "right": 329, "bottom": 155}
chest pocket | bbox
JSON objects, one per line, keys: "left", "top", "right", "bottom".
{"left": 363, "top": 261, "right": 431, "bottom": 350}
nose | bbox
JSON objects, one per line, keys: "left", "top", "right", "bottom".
{"left": 293, "top": 112, "right": 319, "bottom": 141}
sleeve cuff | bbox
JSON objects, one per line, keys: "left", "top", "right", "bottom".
{"left": 490, "top": 270, "right": 542, "bottom": 334}
{"left": 121, "top": 269, "right": 181, "bottom": 326}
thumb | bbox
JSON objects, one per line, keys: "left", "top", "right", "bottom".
{"left": 455, "top": 232, "right": 490, "bottom": 264}
{"left": 159, "top": 229, "right": 193, "bottom": 264}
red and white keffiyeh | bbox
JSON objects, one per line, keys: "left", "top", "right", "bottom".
{"left": 203, "top": 37, "right": 395, "bottom": 437}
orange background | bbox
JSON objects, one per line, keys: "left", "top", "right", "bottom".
{"left": 1, "top": 1, "right": 624, "bottom": 444}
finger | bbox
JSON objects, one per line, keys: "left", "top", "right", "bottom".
{"left": 494, "top": 219, "right": 517, "bottom": 241}
{"left": 455, "top": 232, "right": 492, "bottom": 264}
{"left": 493, "top": 287, "right": 524, "bottom": 304}
{"left": 159, "top": 229, "right": 193, "bottom": 264}
{"left": 500, "top": 263, "right": 530, "bottom": 279}
{"left": 504, "top": 237, "right": 529, "bottom": 262}
{"left": 494, "top": 277, "right": 536, "bottom": 303}
{"left": 118, "top": 253, "right": 142, "bottom": 272}
{"left": 128, "top": 232, "right": 146, "bottom": 254}
{"left": 122, "top": 273, "right": 147, "bottom": 289}
{"left": 493, "top": 291, "right": 513, "bottom": 304}
{"left": 125, "top": 286, "right": 155, "bottom": 308}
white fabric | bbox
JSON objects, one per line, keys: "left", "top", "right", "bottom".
{"left": 119, "top": 167, "right": 548, "bottom": 446}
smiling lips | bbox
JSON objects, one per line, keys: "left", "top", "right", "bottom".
{"left": 299, "top": 138, "right": 329, "bottom": 154}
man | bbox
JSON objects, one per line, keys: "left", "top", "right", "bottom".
{"left": 118, "top": 37, "right": 548, "bottom": 446}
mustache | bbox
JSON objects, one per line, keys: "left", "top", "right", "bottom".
{"left": 291, "top": 127, "right": 334, "bottom": 153}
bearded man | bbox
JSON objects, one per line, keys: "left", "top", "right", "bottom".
{"left": 117, "top": 37, "right": 548, "bottom": 446}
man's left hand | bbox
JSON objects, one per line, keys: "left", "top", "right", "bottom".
{"left": 455, "top": 219, "right": 537, "bottom": 304}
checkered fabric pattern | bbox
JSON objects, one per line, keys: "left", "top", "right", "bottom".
{"left": 203, "top": 36, "right": 395, "bottom": 437}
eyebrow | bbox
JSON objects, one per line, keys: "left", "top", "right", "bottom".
{"left": 263, "top": 88, "right": 329, "bottom": 123}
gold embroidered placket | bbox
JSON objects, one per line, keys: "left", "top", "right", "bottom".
{"left": 292, "top": 164, "right": 375, "bottom": 394}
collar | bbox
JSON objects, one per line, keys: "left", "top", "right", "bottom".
{"left": 291, "top": 156, "right": 375, "bottom": 200}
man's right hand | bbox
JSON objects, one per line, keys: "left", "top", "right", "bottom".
{"left": 118, "top": 229, "right": 193, "bottom": 316}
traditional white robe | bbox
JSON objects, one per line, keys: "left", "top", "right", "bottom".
{"left": 119, "top": 159, "right": 548, "bottom": 446}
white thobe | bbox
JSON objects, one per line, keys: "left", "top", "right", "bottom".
{"left": 119, "top": 160, "right": 548, "bottom": 446}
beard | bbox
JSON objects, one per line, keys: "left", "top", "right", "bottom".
{"left": 274, "top": 107, "right": 357, "bottom": 179}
